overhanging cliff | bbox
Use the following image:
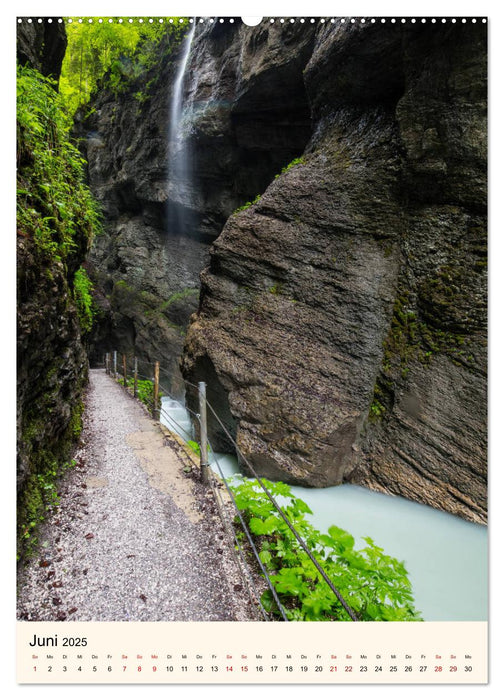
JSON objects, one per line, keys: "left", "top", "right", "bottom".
{"left": 181, "top": 21, "right": 487, "bottom": 523}
{"left": 81, "top": 19, "right": 487, "bottom": 522}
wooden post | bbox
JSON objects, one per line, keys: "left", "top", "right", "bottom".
{"left": 153, "top": 361, "right": 160, "bottom": 420}
{"left": 198, "top": 381, "right": 210, "bottom": 484}
{"left": 133, "top": 357, "right": 138, "bottom": 398}
{"left": 113, "top": 350, "right": 117, "bottom": 379}
{"left": 122, "top": 354, "right": 127, "bottom": 387}
{"left": 105, "top": 352, "right": 110, "bottom": 375}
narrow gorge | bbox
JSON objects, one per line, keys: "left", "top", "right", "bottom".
{"left": 79, "top": 19, "right": 487, "bottom": 524}
{"left": 17, "top": 17, "right": 487, "bottom": 576}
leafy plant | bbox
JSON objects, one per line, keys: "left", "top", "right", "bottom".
{"left": 16, "top": 64, "right": 100, "bottom": 263}
{"left": 233, "top": 194, "right": 261, "bottom": 214}
{"left": 269, "top": 281, "right": 284, "bottom": 296}
{"left": 369, "top": 398, "right": 387, "bottom": 421}
{"left": 73, "top": 266, "right": 95, "bottom": 333}
{"left": 125, "top": 377, "right": 162, "bottom": 410}
{"left": 229, "top": 477, "right": 422, "bottom": 622}
{"left": 60, "top": 17, "right": 190, "bottom": 114}
{"left": 187, "top": 440, "right": 201, "bottom": 456}
{"left": 275, "top": 155, "right": 305, "bottom": 178}
{"left": 18, "top": 460, "right": 76, "bottom": 560}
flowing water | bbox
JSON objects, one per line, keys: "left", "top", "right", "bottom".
{"left": 167, "top": 20, "right": 197, "bottom": 237}
{"left": 162, "top": 24, "right": 487, "bottom": 622}
{"left": 160, "top": 396, "right": 488, "bottom": 622}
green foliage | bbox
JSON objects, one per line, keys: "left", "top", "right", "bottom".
{"left": 275, "top": 156, "right": 305, "bottom": 178}
{"left": 60, "top": 17, "right": 190, "bottom": 114}
{"left": 368, "top": 382, "right": 388, "bottom": 422}
{"left": 17, "top": 64, "right": 100, "bottom": 263}
{"left": 134, "top": 90, "right": 149, "bottom": 104}
{"left": 369, "top": 399, "right": 386, "bottom": 421}
{"left": 187, "top": 440, "right": 201, "bottom": 456}
{"left": 381, "top": 290, "right": 477, "bottom": 379}
{"left": 269, "top": 281, "right": 284, "bottom": 296}
{"left": 160, "top": 287, "right": 199, "bottom": 310}
{"left": 18, "top": 460, "right": 76, "bottom": 561}
{"left": 233, "top": 194, "right": 261, "bottom": 215}
{"left": 17, "top": 358, "right": 87, "bottom": 563}
{"left": 73, "top": 267, "right": 95, "bottom": 333}
{"left": 125, "top": 377, "right": 162, "bottom": 409}
{"left": 230, "top": 477, "right": 422, "bottom": 622}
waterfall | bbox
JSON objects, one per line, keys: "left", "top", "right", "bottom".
{"left": 167, "top": 20, "right": 197, "bottom": 237}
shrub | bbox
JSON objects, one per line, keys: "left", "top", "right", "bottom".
{"left": 17, "top": 64, "right": 100, "bottom": 263}
{"left": 230, "top": 477, "right": 422, "bottom": 621}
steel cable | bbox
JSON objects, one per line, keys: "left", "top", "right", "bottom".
{"left": 205, "top": 448, "right": 269, "bottom": 621}
{"left": 207, "top": 444, "right": 288, "bottom": 621}
{"left": 105, "top": 358, "right": 354, "bottom": 619}
{"left": 159, "top": 407, "right": 195, "bottom": 444}
{"left": 203, "top": 397, "right": 359, "bottom": 621}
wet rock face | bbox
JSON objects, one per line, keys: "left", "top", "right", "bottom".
{"left": 82, "top": 22, "right": 315, "bottom": 393}
{"left": 182, "top": 22, "right": 487, "bottom": 522}
{"left": 17, "top": 18, "right": 67, "bottom": 81}
{"left": 183, "top": 105, "right": 403, "bottom": 485}
{"left": 16, "top": 21, "right": 88, "bottom": 498}
{"left": 17, "top": 242, "right": 88, "bottom": 489}
{"left": 82, "top": 19, "right": 486, "bottom": 520}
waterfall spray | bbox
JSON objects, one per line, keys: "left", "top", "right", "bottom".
{"left": 167, "top": 20, "right": 197, "bottom": 237}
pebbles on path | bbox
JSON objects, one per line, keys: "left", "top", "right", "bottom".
{"left": 17, "top": 370, "right": 255, "bottom": 622}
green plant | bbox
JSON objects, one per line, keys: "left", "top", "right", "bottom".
{"left": 229, "top": 477, "right": 422, "bottom": 622}
{"left": 369, "top": 399, "right": 386, "bottom": 421}
{"left": 275, "top": 155, "right": 305, "bottom": 178}
{"left": 269, "top": 282, "right": 284, "bottom": 296}
{"left": 125, "top": 377, "right": 162, "bottom": 410}
{"left": 18, "top": 459, "right": 76, "bottom": 560}
{"left": 17, "top": 64, "right": 100, "bottom": 263}
{"left": 60, "top": 17, "right": 190, "bottom": 114}
{"left": 381, "top": 289, "right": 478, "bottom": 377}
{"left": 187, "top": 440, "right": 201, "bottom": 456}
{"left": 134, "top": 90, "right": 149, "bottom": 103}
{"left": 73, "top": 266, "right": 95, "bottom": 333}
{"left": 233, "top": 194, "right": 261, "bottom": 215}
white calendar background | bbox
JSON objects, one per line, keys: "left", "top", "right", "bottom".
{"left": 16, "top": 621, "right": 488, "bottom": 684}
{"left": 6, "top": 0, "right": 501, "bottom": 695}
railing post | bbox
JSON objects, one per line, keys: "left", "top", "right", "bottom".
{"left": 113, "top": 350, "right": 117, "bottom": 379}
{"left": 198, "top": 381, "right": 210, "bottom": 485}
{"left": 153, "top": 361, "right": 160, "bottom": 420}
{"left": 105, "top": 352, "right": 110, "bottom": 375}
{"left": 134, "top": 357, "right": 138, "bottom": 398}
{"left": 122, "top": 354, "right": 127, "bottom": 387}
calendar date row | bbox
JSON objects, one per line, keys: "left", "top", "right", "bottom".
{"left": 32, "top": 663, "right": 474, "bottom": 674}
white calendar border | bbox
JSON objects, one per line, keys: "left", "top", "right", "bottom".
{"left": 3, "top": 0, "right": 501, "bottom": 696}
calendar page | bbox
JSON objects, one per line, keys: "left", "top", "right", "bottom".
{"left": 14, "top": 5, "right": 489, "bottom": 689}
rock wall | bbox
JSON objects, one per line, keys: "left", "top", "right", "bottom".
{"left": 17, "top": 17, "right": 67, "bottom": 79}
{"left": 181, "top": 21, "right": 487, "bottom": 523}
{"left": 17, "top": 20, "right": 91, "bottom": 555}
{"left": 81, "top": 21, "right": 314, "bottom": 394}
{"left": 82, "top": 19, "right": 486, "bottom": 522}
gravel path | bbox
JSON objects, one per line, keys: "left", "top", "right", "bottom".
{"left": 17, "top": 369, "right": 254, "bottom": 621}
